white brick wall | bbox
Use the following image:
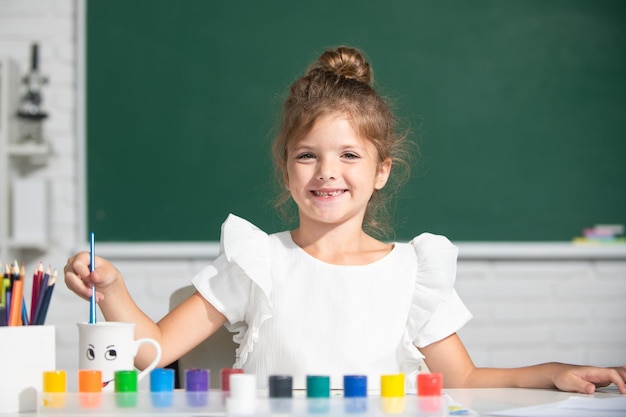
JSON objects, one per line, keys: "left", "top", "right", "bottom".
{"left": 1, "top": 0, "right": 624, "bottom": 390}
{"left": 456, "top": 259, "right": 626, "bottom": 368}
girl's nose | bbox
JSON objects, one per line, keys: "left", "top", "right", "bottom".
{"left": 317, "top": 159, "right": 337, "bottom": 180}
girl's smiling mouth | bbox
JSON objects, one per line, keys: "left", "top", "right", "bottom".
{"left": 312, "top": 189, "right": 346, "bottom": 197}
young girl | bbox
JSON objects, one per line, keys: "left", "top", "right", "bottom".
{"left": 65, "top": 46, "right": 626, "bottom": 394}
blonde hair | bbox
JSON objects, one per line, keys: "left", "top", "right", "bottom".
{"left": 272, "top": 46, "right": 413, "bottom": 239}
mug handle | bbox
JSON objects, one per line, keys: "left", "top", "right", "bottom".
{"left": 132, "top": 338, "right": 162, "bottom": 382}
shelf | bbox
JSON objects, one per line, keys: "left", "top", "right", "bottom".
{"left": 7, "top": 238, "right": 48, "bottom": 252}
{"left": 1, "top": 57, "right": 51, "bottom": 262}
{"left": 7, "top": 142, "right": 50, "bottom": 157}
{"left": 456, "top": 241, "right": 626, "bottom": 260}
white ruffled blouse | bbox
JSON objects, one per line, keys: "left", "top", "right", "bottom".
{"left": 191, "top": 214, "right": 472, "bottom": 392}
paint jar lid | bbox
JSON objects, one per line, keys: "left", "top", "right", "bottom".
{"left": 220, "top": 368, "right": 244, "bottom": 391}
{"left": 43, "top": 370, "right": 67, "bottom": 393}
{"left": 150, "top": 368, "right": 174, "bottom": 392}
{"left": 306, "top": 375, "right": 330, "bottom": 398}
{"left": 417, "top": 373, "right": 443, "bottom": 396}
{"left": 229, "top": 373, "right": 257, "bottom": 400}
{"left": 78, "top": 369, "right": 102, "bottom": 393}
{"left": 380, "top": 373, "right": 405, "bottom": 398}
{"left": 269, "top": 375, "right": 293, "bottom": 398}
{"left": 343, "top": 375, "right": 367, "bottom": 397}
{"left": 185, "top": 368, "right": 209, "bottom": 392}
{"left": 114, "top": 370, "right": 138, "bottom": 392}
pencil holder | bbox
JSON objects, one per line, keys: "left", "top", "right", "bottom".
{"left": 0, "top": 325, "right": 55, "bottom": 413}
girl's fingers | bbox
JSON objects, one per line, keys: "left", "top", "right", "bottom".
{"left": 64, "top": 253, "right": 96, "bottom": 300}
{"left": 65, "top": 252, "right": 116, "bottom": 305}
{"left": 64, "top": 272, "right": 91, "bottom": 300}
{"left": 68, "top": 270, "right": 91, "bottom": 294}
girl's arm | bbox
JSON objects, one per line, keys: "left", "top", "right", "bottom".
{"left": 151, "top": 291, "right": 226, "bottom": 369}
{"left": 64, "top": 252, "right": 226, "bottom": 369}
{"left": 421, "top": 333, "right": 626, "bottom": 394}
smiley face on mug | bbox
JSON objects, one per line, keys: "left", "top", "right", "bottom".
{"left": 77, "top": 322, "right": 162, "bottom": 390}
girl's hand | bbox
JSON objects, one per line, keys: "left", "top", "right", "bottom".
{"left": 553, "top": 364, "right": 626, "bottom": 394}
{"left": 64, "top": 252, "right": 122, "bottom": 303}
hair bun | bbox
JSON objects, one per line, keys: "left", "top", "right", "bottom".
{"left": 313, "top": 46, "right": 373, "bottom": 85}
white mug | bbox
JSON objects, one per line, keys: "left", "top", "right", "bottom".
{"left": 77, "top": 322, "right": 162, "bottom": 390}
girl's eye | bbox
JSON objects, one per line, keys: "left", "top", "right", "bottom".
{"left": 296, "top": 153, "right": 315, "bottom": 160}
{"left": 342, "top": 152, "right": 359, "bottom": 159}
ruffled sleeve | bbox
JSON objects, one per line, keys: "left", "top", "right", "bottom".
{"left": 407, "top": 233, "right": 473, "bottom": 348}
{"left": 190, "top": 213, "right": 273, "bottom": 365}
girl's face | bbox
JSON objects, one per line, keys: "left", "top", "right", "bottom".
{"left": 285, "top": 114, "right": 391, "bottom": 229}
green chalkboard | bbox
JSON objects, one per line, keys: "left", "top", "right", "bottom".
{"left": 87, "top": 0, "right": 626, "bottom": 242}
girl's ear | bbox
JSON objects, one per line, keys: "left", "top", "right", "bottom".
{"left": 374, "top": 158, "right": 392, "bottom": 190}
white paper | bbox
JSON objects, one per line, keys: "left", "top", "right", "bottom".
{"left": 489, "top": 395, "right": 626, "bottom": 417}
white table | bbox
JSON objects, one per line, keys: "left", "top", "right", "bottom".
{"left": 445, "top": 386, "right": 623, "bottom": 416}
{"left": 4, "top": 387, "right": 623, "bottom": 416}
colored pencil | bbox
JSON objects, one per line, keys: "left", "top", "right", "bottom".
{"left": 35, "top": 271, "right": 56, "bottom": 325}
{"left": 89, "top": 232, "right": 96, "bottom": 324}
{"left": 6, "top": 263, "right": 12, "bottom": 290}
{"left": 0, "top": 265, "right": 6, "bottom": 326}
{"left": 4, "top": 264, "right": 11, "bottom": 323}
{"left": 4, "top": 263, "right": 17, "bottom": 326}
{"left": 13, "top": 260, "right": 20, "bottom": 281}
{"left": 21, "top": 298, "right": 29, "bottom": 326}
{"left": 4, "top": 292, "right": 10, "bottom": 324}
{"left": 29, "top": 261, "right": 43, "bottom": 323}
{"left": 12, "top": 261, "right": 21, "bottom": 325}
{"left": 32, "top": 266, "right": 51, "bottom": 325}
{"left": 8, "top": 277, "right": 23, "bottom": 326}
{"left": 0, "top": 262, "right": 5, "bottom": 309}
{"left": 19, "top": 262, "right": 27, "bottom": 325}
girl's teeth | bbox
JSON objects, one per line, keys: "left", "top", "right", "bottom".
{"left": 314, "top": 190, "right": 343, "bottom": 197}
